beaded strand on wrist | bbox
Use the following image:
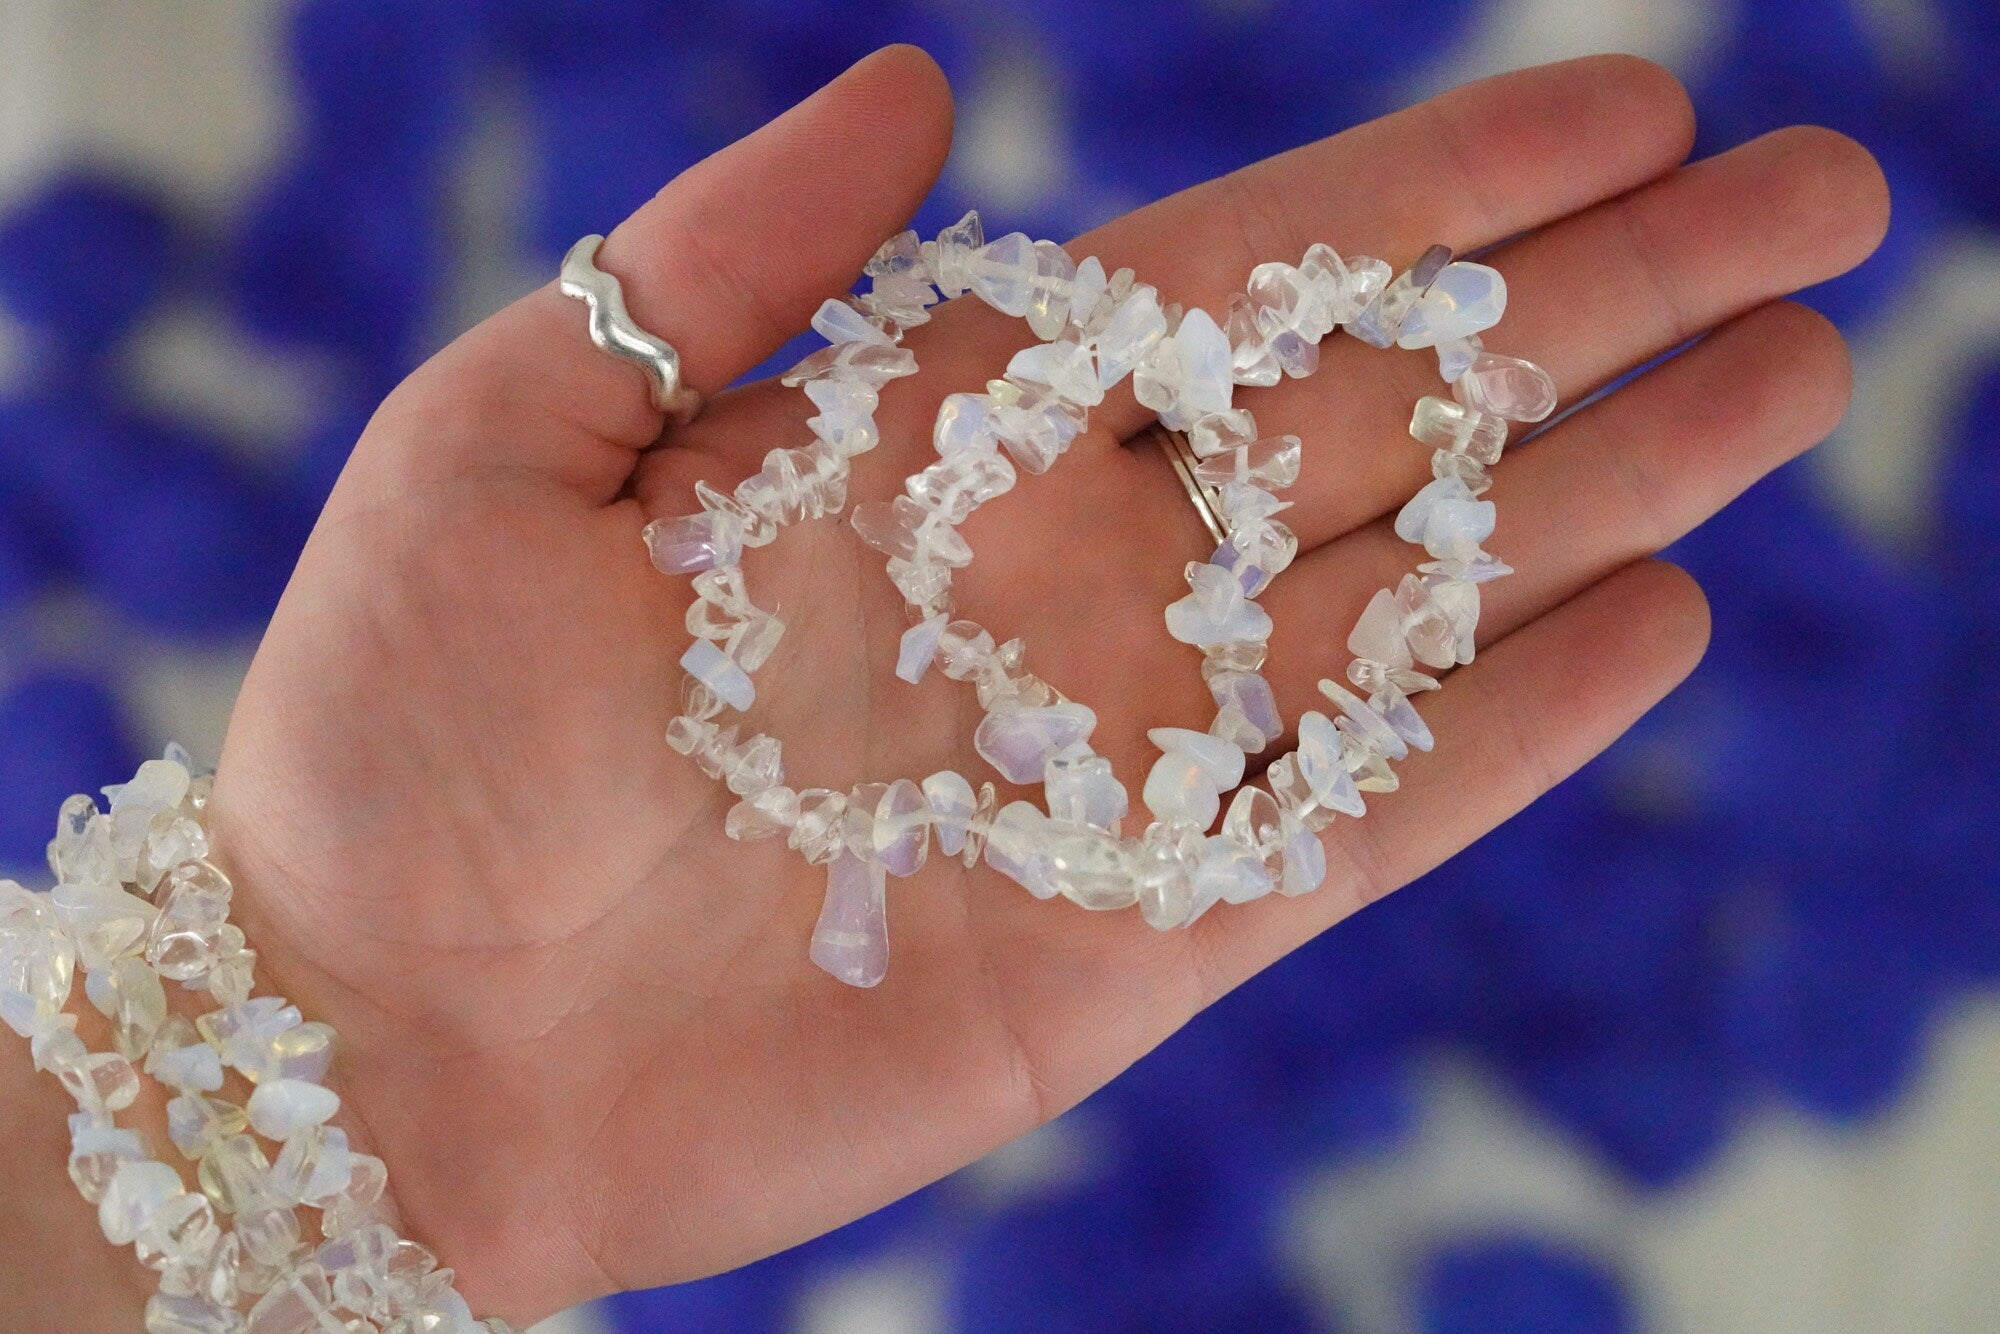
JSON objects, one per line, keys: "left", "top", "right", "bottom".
{"left": 0, "top": 749, "right": 514, "bottom": 1334}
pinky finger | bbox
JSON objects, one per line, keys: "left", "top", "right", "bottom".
{"left": 1185, "top": 559, "right": 1713, "bottom": 1005}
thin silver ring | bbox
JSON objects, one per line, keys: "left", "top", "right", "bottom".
{"left": 559, "top": 234, "right": 702, "bottom": 426}
{"left": 1149, "top": 424, "right": 1229, "bottom": 548}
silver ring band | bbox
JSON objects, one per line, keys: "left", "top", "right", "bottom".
{"left": 559, "top": 234, "right": 703, "bottom": 426}
{"left": 1150, "top": 424, "right": 1229, "bottom": 548}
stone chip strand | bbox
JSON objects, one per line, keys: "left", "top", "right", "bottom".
{"left": 642, "top": 210, "right": 1554, "bottom": 985}
{"left": 0, "top": 749, "right": 517, "bottom": 1334}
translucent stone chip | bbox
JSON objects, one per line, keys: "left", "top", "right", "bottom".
{"left": 246, "top": 1079, "right": 340, "bottom": 1142}
{"left": 642, "top": 512, "right": 741, "bottom": 576}
{"left": 810, "top": 298, "right": 894, "bottom": 347}
{"left": 1193, "top": 435, "right": 1302, "bottom": 490}
{"left": 1399, "top": 261, "right": 1506, "bottom": 349}
{"left": 145, "top": 1293, "right": 245, "bottom": 1334}
{"left": 896, "top": 614, "right": 948, "bottom": 684}
{"left": 974, "top": 702, "right": 1098, "bottom": 785}
{"left": 965, "top": 231, "right": 1038, "bottom": 316}
{"left": 1394, "top": 475, "right": 1497, "bottom": 561}
{"left": 809, "top": 852, "right": 889, "bottom": 988}
{"left": 726, "top": 785, "right": 800, "bottom": 842}
{"left": 1451, "top": 352, "right": 1557, "bottom": 422}
{"left": 1348, "top": 244, "right": 1451, "bottom": 348}
{"left": 1165, "top": 562, "right": 1274, "bottom": 648}
{"left": 1044, "top": 751, "right": 1129, "bottom": 833}
{"left": 1206, "top": 671, "right": 1282, "bottom": 748}
{"left": 1047, "top": 825, "right": 1139, "bottom": 910}
{"left": 1318, "top": 679, "right": 1410, "bottom": 762}
{"left": 680, "top": 639, "right": 755, "bottom": 713}
{"left": 1410, "top": 395, "right": 1507, "bottom": 465}
{"left": 51, "top": 881, "right": 156, "bottom": 971}
{"left": 983, "top": 802, "right": 1056, "bottom": 898}
{"left": 100, "top": 1159, "right": 186, "bottom": 1246}
{"left": 922, "top": 771, "right": 977, "bottom": 857}
{"left": 787, "top": 790, "right": 850, "bottom": 866}
{"left": 1093, "top": 285, "right": 1168, "bottom": 390}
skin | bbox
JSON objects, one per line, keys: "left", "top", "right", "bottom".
{"left": 0, "top": 46, "right": 1889, "bottom": 1328}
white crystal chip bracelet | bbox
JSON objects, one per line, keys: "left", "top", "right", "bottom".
{"left": 1, "top": 749, "right": 517, "bottom": 1334}
{"left": 637, "top": 210, "right": 1552, "bottom": 986}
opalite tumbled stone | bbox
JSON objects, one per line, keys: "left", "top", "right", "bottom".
{"left": 1348, "top": 588, "right": 1414, "bottom": 669}
{"left": 896, "top": 614, "right": 947, "bottom": 684}
{"left": 51, "top": 881, "right": 155, "bottom": 970}
{"left": 1146, "top": 727, "right": 1247, "bottom": 790}
{"left": 907, "top": 449, "right": 1015, "bottom": 522}
{"left": 643, "top": 513, "right": 741, "bottom": 576}
{"left": 1142, "top": 750, "right": 1223, "bottom": 828}
{"left": 1192, "top": 436, "right": 1301, "bottom": 489}
{"left": 787, "top": 790, "right": 849, "bottom": 865}
{"left": 1436, "top": 334, "right": 1482, "bottom": 383}
{"left": 922, "top": 770, "right": 977, "bottom": 857}
{"left": 1394, "top": 475, "right": 1496, "bottom": 561}
{"left": 966, "top": 231, "right": 1037, "bottom": 316}
{"left": 1044, "top": 751, "right": 1128, "bottom": 832}
{"left": 1046, "top": 826, "right": 1139, "bottom": 910}
{"left": 1370, "top": 685, "right": 1435, "bottom": 753}
{"left": 1190, "top": 837, "right": 1272, "bottom": 918}
{"left": 1295, "top": 711, "right": 1365, "bottom": 818}
{"left": 1451, "top": 352, "right": 1557, "bottom": 422}
{"left": 865, "top": 778, "right": 931, "bottom": 877}
{"left": 808, "top": 856, "right": 888, "bottom": 992}
{"left": 1166, "top": 562, "right": 1273, "bottom": 648}
{"left": 1207, "top": 671, "right": 1282, "bottom": 747}
{"left": 1410, "top": 395, "right": 1507, "bottom": 465}
{"left": 680, "top": 639, "right": 754, "bottom": 713}
{"left": 1280, "top": 820, "right": 1328, "bottom": 896}
{"left": 1319, "top": 680, "right": 1410, "bottom": 762}
{"left": 168, "top": 1093, "right": 247, "bottom": 1159}
{"left": 974, "top": 702, "right": 1098, "bottom": 785}
{"left": 984, "top": 802, "right": 1056, "bottom": 898}
{"left": 1166, "top": 307, "right": 1233, "bottom": 427}
{"left": 99, "top": 1159, "right": 184, "bottom": 1245}
{"left": 1094, "top": 287, "right": 1168, "bottom": 390}
{"left": 1066, "top": 254, "right": 1108, "bottom": 329}
{"left": 61, "top": 1050, "right": 141, "bottom": 1115}
{"left": 246, "top": 1079, "right": 340, "bottom": 1142}
{"left": 1224, "top": 293, "right": 1281, "bottom": 387}
{"left": 144, "top": 1294, "right": 242, "bottom": 1334}
{"left": 1007, "top": 340, "right": 1103, "bottom": 408}
{"left": 781, "top": 340, "right": 918, "bottom": 391}
{"left": 810, "top": 298, "right": 893, "bottom": 347}
{"left": 1187, "top": 409, "right": 1257, "bottom": 459}
{"left": 68, "top": 1114, "right": 144, "bottom": 1203}
{"left": 1026, "top": 240, "right": 1078, "bottom": 340}
{"left": 1349, "top": 244, "right": 1451, "bottom": 347}
{"left": 986, "top": 378, "right": 1083, "bottom": 474}
{"left": 1400, "top": 261, "right": 1506, "bottom": 348}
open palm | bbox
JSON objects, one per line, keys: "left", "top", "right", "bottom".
{"left": 158, "top": 46, "right": 1892, "bottom": 1326}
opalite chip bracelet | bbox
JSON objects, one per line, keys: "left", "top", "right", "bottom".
{"left": 635, "top": 210, "right": 1555, "bottom": 988}
{"left": 1, "top": 751, "right": 516, "bottom": 1333}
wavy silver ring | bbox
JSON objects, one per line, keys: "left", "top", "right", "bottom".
{"left": 559, "top": 234, "right": 703, "bottom": 426}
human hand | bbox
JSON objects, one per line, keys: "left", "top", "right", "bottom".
{"left": 152, "top": 44, "right": 1892, "bottom": 1325}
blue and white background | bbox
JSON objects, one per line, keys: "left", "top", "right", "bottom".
{"left": 2, "top": 2, "right": 1997, "bottom": 1330}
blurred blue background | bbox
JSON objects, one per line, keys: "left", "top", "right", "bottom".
{"left": 2, "top": 1, "right": 1997, "bottom": 1330}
